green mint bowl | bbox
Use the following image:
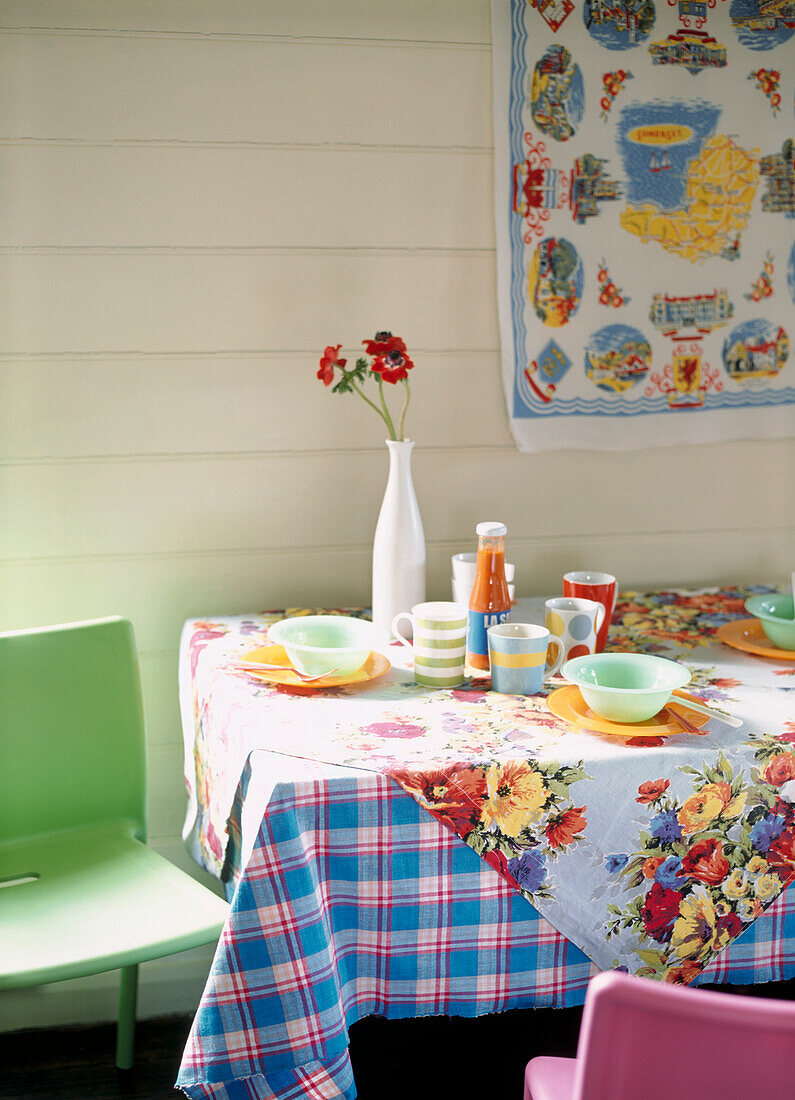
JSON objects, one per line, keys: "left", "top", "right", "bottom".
{"left": 267, "top": 615, "right": 376, "bottom": 677}
{"left": 562, "top": 652, "right": 692, "bottom": 724}
{"left": 745, "top": 594, "right": 795, "bottom": 651}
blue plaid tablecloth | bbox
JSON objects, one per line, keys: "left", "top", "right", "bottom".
{"left": 177, "top": 764, "right": 795, "bottom": 1100}
{"left": 177, "top": 592, "right": 795, "bottom": 1099}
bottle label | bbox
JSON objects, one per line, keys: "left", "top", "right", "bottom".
{"left": 467, "top": 608, "right": 510, "bottom": 658}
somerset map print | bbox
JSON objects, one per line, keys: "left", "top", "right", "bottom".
{"left": 492, "top": 0, "right": 795, "bottom": 451}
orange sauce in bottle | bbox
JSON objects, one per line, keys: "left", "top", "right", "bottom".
{"left": 466, "top": 523, "right": 510, "bottom": 671}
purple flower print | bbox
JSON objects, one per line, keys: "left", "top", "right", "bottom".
{"left": 655, "top": 855, "right": 684, "bottom": 890}
{"left": 750, "top": 813, "right": 786, "bottom": 853}
{"left": 649, "top": 809, "right": 683, "bottom": 843}
{"left": 362, "top": 721, "right": 425, "bottom": 740}
{"left": 605, "top": 854, "right": 628, "bottom": 873}
{"left": 507, "top": 849, "right": 546, "bottom": 894}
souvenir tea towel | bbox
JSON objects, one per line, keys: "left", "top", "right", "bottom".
{"left": 492, "top": 0, "right": 795, "bottom": 451}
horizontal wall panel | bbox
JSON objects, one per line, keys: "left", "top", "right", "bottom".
{"left": 1, "top": 534, "right": 791, "bottom": 656}
{"left": 0, "top": 33, "right": 492, "bottom": 148}
{"left": 0, "top": 353, "right": 509, "bottom": 459}
{"left": 140, "top": 649, "right": 182, "bottom": 748}
{"left": 0, "top": 1, "right": 491, "bottom": 43}
{"left": 3, "top": 443, "right": 794, "bottom": 561}
{"left": 148, "top": 743, "right": 191, "bottom": 839}
{"left": 0, "top": 144, "right": 494, "bottom": 250}
{"left": 0, "top": 252, "right": 498, "bottom": 354}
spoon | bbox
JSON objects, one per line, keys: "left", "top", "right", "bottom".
{"left": 232, "top": 661, "right": 340, "bottom": 683}
{"left": 669, "top": 691, "right": 742, "bottom": 729}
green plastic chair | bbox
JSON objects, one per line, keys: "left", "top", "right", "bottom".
{"left": 0, "top": 617, "right": 229, "bottom": 1069}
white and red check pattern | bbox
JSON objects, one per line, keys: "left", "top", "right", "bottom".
{"left": 177, "top": 766, "right": 795, "bottom": 1099}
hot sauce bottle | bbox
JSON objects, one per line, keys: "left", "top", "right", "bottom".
{"left": 466, "top": 521, "right": 511, "bottom": 672}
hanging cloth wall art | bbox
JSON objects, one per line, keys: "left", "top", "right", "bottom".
{"left": 491, "top": 0, "right": 795, "bottom": 452}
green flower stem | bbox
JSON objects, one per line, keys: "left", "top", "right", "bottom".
{"left": 397, "top": 379, "right": 411, "bottom": 442}
{"left": 375, "top": 375, "right": 398, "bottom": 441}
{"left": 351, "top": 379, "right": 392, "bottom": 433}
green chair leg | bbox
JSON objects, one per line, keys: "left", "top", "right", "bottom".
{"left": 116, "top": 963, "right": 138, "bottom": 1070}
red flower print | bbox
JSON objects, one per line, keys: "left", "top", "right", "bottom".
{"left": 364, "top": 721, "right": 425, "bottom": 739}
{"left": 681, "top": 838, "right": 730, "bottom": 886}
{"left": 640, "top": 882, "right": 683, "bottom": 943}
{"left": 451, "top": 688, "right": 488, "bottom": 704}
{"left": 637, "top": 779, "right": 670, "bottom": 804}
{"left": 766, "top": 829, "right": 795, "bottom": 875}
{"left": 545, "top": 805, "right": 587, "bottom": 850}
{"left": 764, "top": 753, "right": 795, "bottom": 787}
{"left": 391, "top": 764, "right": 487, "bottom": 841}
{"left": 642, "top": 856, "right": 666, "bottom": 879}
{"left": 717, "top": 912, "right": 743, "bottom": 939}
{"left": 317, "top": 344, "right": 346, "bottom": 386}
{"left": 663, "top": 958, "right": 702, "bottom": 985}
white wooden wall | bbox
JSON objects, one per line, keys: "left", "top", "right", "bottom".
{"left": 1, "top": 0, "right": 792, "bottom": 1029}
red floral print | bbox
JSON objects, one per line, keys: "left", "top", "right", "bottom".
{"left": 764, "top": 753, "right": 795, "bottom": 787}
{"left": 681, "top": 838, "right": 730, "bottom": 886}
{"left": 640, "top": 882, "right": 682, "bottom": 943}
{"left": 545, "top": 805, "right": 587, "bottom": 850}
{"left": 637, "top": 779, "right": 670, "bottom": 804}
{"left": 642, "top": 856, "right": 666, "bottom": 879}
{"left": 766, "top": 830, "right": 795, "bottom": 875}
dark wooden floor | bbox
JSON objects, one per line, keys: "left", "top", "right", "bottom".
{"left": 1, "top": 981, "right": 792, "bottom": 1100}
{"left": 0, "top": 1004, "right": 582, "bottom": 1100}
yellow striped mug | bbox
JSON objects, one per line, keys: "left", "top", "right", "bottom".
{"left": 487, "top": 622, "right": 564, "bottom": 695}
{"left": 391, "top": 601, "right": 468, "bottom": 688}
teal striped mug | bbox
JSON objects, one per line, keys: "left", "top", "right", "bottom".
{"left": 391, "top": 601, "right": 468, "bottom": 688}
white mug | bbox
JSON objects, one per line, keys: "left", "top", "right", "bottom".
{"left": 545, "top": 597, "right": 605, "bottom": 661}
{"left": 452, "top": 552, "right": 515, "bottom": 584}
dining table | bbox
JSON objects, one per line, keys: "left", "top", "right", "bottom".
{"left": 175, "top": 585, "right": 795, "bottom": 1100}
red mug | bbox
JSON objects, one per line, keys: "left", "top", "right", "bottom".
{"left": 562, "top": 571, "right": 617, "bottom": 653}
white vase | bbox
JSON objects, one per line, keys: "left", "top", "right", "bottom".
{"left": 371, "top": 439, "right": 426, "bottom": 644}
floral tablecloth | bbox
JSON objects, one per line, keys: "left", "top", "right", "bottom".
{"left": 181, "top": 586, "right": 794, "bottom": 984}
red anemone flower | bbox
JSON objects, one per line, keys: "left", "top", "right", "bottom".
{"left": 317, "top": 344, "right": 346, "bottom": 386}
{"left": 363, "top": 332, "right": 406, "bottom": 357}
{"left": 371, "top": 346, "right": 415, "bottom": 385}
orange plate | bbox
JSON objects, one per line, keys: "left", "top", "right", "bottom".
{"left": 716, "top": 618, "right": 795, "bottom": 662}
{"left": 236, "top": 644, "right": 390, "bottom": 689}
{"left": 546, "top": 684, "right": 710, "bottom": 739}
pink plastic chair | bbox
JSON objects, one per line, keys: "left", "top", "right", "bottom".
{"left": 524, "top": 970, "right": 795, "bottom": 1100}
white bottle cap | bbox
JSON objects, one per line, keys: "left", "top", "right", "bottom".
{"left": 476, "top": 521, "right": 507, "bottom": 538}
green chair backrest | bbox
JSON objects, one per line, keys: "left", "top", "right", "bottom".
{"left": 0, "top": 617, "right": 147, "bottom": 844}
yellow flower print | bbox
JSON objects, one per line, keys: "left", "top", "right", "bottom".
{"left": 755, "top": 873, "right": 783, "bottom": 903}
{"left": 670, "top": 888, "right": 719, "bottom": 962}
{"left": 678, "top": 781, "right": 744, "bottom": 834}
{"left": 721, "top": 788, "right": 747, "bottom": 819}
{"left": 737, "top": 897, "right": 764, "bottom": 923}
{"left": 715, "top": 900, "right": 732, "bottom": 918}
{"left": 723, "top": 868, "right": 750, "bottom": 900}
{"left": 678, "top": 786, "right": 725, "bottom": 834}
{"left": 481, "top": 761, "right": 547, "bottom": 838}
{"left": 746, "top": 856, "right": 769, "bottom": 879}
